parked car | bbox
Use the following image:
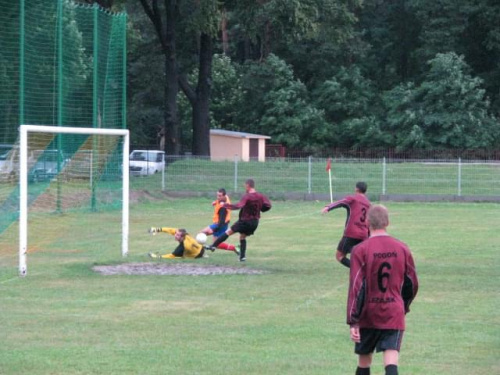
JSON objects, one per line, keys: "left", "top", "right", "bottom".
{"left": 0, "top": 144, "right": 18, "bottom": 182}
{"left": 129, "top": 150, "right": 165, "bottom": 176}
{"left": 28, "top": 150, "right": 67, "bottom": 183}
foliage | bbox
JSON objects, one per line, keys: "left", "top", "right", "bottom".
{"left": 121, "top": 0, "right": 500, "bottom": 152}
{"left": 125, "top": 4, "right": 164, "bottom": 146}
{"left": 235, "top": 54, "right": 328, "bottom": 149}
{"left": 385, "top": 52, "right": 499, "bottom": 150}
{"left": 312, "top": 65, "right": 392, "bottom": 148}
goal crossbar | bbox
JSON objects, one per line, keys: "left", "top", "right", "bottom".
{"left": 19, "top": 125, "right": 130, "bottom": 276}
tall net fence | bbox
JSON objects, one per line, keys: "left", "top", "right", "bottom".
{"left": 0, "top": 0, "right": 126, "bottom": 268}
{"left": 0, "top": 0, "right": 126, "bottom": 142}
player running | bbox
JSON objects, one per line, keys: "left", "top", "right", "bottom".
{"left": 148, "top": 227, "right": 205, "bottom": 259}
{"left": 347, "top": 205, "right": 419, "bottom": 375}
{"left": 199, "top": 188, "right": 239, "bottom": 255}
{"left": 321, "top": 181, "right": 371, "bottom": 268}
{"left": 204, "top": 179, "right": 271, "bottom": 262}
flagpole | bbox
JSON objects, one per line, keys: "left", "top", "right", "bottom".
{"left": 329, "top": 169, "right": 333, "bottom": 203}
{"left": 326, "top": 158, "right": 333, "bottom": 203}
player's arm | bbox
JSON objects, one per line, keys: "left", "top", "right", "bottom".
{"left": 212, "top": 207, "right": 228, "bottom": 232}
{"left": 225, "top": 195, "right": 247, "bottom": 210}
{"left": 149, "top": 227, "right": 176, "bottom": 236}
{"left": 402, "top": 249, "right": 419, "bottom": 313}
{"left": 261, "top": 195, "right": 272, "bottom": 212}
{"left": 323, "top": 198, "right": 350, "bottom": 213}
{"left": 347, "top": 248, "right": 366, "bottom": 325}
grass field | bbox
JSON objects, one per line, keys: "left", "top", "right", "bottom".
{"left": 0, "top": 198, "right": 499, "bottom": 374}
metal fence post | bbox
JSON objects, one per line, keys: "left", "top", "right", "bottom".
{"left": 458, "top": 157, "right": 462, "bottom": 196}
{"left": 382, "top": 157, "right": 386, "bottom": 195}
{"left": 234, "top": 154, "right": 238, "bottom": 193}
{"left": 308, "top": 156, "right": 312, "bottom": 194}
{"left": 161, "top": 153, "right": 165, "bottom": 192}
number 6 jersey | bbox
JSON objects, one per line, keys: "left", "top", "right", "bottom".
{"left": 347, "top": 234, "right": 419, "bottom": 330}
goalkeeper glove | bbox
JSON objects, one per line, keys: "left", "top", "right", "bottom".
{"left": 149, "top": 227, "right": 162, "bottom": 235}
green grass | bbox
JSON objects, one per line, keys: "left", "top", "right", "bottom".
{"left": 0, "top": 199, "right": 499, "bottom": 374}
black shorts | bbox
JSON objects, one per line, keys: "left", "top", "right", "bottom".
{"left": 231, "top": 219, "right": 259, "bottom": 236}
{"left": 355, "top": 329, "right": 404, "bottom": 355}
{"left": 337, "top": 236, "right": 364, "bottom": 255}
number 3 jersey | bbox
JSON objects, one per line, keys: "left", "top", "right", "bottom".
{"left": 347, "top": 235, "right": 419, "bottom": 330}
{"left": 324, "top": 194, "right": 371, "bottom": 240}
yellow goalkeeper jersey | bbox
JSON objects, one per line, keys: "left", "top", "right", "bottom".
{"left": 160, "top": 227, "right": 203, "bottom": 258}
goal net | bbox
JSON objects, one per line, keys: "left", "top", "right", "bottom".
{"left": 11, "top": 125, "right": 129, "bottom": 276}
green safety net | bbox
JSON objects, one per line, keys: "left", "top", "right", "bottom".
{"left": 0, "top": 0, "right": 126, "bottom": 257}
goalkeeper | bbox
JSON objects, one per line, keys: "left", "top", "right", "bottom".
{"left": 148, "top": 227, "right": 205, "bottom": 259}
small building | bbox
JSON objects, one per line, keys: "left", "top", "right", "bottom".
{"left": 210, "top": 129, "right": 271, "bottom": 162}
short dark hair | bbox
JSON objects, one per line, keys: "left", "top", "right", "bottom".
{"left": 245, "top": 179, "right": 255, "bottom": 188}
{"left": 356, "top": 181, "right": 367, "bottom": 193}
{"left": 218, "top": 188, "right": 226, "bottom": 195}
{"left": 177, "top": 229, "right": 187, "bottom": 238}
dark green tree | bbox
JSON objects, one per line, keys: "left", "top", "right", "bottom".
{"left": 385, "top": 52, "right": 499, "bottom": 149}
{"left": 235, "top": 54, "right": 328, "bottom": 150}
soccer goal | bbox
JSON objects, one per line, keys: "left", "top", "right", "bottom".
{"left": 18, "top": 125, "right": 130, "bottom": 277}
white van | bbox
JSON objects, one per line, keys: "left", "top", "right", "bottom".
{"left": 129, "top": 150, "right": 165, "bottom": 176}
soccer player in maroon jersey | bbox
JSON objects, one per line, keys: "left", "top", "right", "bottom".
{"left": 205, "top": 179, "right": 271, "bottom": 262}
{"left": 321, "top": 181, "right": 371, "bottom": 268}
{"left": 347, "top": 205, "right": 419, "bottom": 375}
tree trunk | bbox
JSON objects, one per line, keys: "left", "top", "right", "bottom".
{"left": 163, "top": 0, "right": 180, "bottom": 155}
{"left": 221, "top": 8, "right": 229, "bottom": 55}
{"left": 191, "top": 33, "right": 213, "bottom": 156}
{"left": 164, "top": 58, "right": 180, "bottom": 155}
{"left": 139, "top": 0, "right": 181, "bottom": 155}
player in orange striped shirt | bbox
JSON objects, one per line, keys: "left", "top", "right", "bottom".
{"left": 200, "top": 188, "right": 239, "bottom": 255}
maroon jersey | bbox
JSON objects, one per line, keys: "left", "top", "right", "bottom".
{"left": 226, "top": 192, "right": 271, "bottom": 221}
{"left": 325, "top": 193, "right": 371, "bottom": 239}
{"left": 347, "top": 235, "right": 418, "bottom": 330}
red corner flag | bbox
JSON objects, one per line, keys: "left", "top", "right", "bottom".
{"left": 326, "top": 158, "right": 332, "bottom": 172}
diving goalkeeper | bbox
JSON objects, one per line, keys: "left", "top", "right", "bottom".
{"left": 148, "top": 227, "right": 205, "bottom": 259}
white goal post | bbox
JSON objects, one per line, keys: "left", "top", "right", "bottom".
{"left": 19, "top": 125, "right": 130, "bottom": 277}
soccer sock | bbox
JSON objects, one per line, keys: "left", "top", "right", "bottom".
{"left": 212, "top": 233, "right": 228, "bottom": 248}
{"left": 217, "top": 242, "right": 236, "bottom": 251}
{"left": 340, "top": 257, "right": 351, "bottom": 268}
{"left": 239, "top": 239, "right": 246, "bottom": 259}
{"left": 385, "top": 365, "right": 398, "bottom": 375}
{"left": 355, "top": 367, "right": 370, "bottom": 375}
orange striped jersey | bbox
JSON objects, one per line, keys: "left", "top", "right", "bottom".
{"left": 213, "top": 196, "right": 231, "bottom": 224}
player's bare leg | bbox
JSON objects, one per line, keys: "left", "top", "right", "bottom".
{"left": 383, "top": 350, "right": 399, "bottom": 375}
{"left": 356, "top": 353, "right": 372, "bottom": 374}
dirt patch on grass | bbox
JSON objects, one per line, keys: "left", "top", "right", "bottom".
{"left": 93, "top": 262, "right": 268, "bottom": 276}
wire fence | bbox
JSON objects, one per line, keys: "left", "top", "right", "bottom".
{"left": 128, "top": 155, "right": 500, "bottom": 201}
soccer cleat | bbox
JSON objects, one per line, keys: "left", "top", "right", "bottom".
{"left": 239, "top": 257, "right": 246, "bottom": 262}
{"left": 234, "top": 245, "right": 240, "bottom": 256}
{"left": 204, "top": 245, "right": 216, "bottom": 252}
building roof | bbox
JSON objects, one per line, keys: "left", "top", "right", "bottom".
{"left": 210, "top": 129, "right": 271, "bottom": 139}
